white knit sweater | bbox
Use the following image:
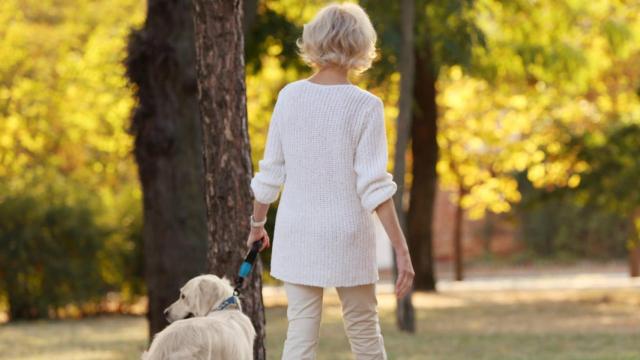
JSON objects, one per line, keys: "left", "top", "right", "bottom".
{"left": 250, "top": 79, "right": 397, "bottom": 287}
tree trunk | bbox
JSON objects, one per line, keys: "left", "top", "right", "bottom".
{"left": 191, "top": 1, "right": 266, "bottom": 358}
{"left": 453, "top": 186, "right": 465, "bottom": 281}
{"left": 482, "top": 212, "right": 495, "bottom": 255}
{"left": 630, "top": 247, "right": 639, "bottom": 277}
{"left": 407, "top": 47, "right": 439, "bottom": 291}
{"left": 125, "top": 0, "right": 208, "bottom": 338}
{"left": 392, "top": 0, "right": 416, "bottom": 332}
{"left": 629, "top": 212, "right": 640, "bottom": 277}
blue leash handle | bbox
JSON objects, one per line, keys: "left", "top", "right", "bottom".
{"left": 234, "top": 238, "right": 263, "bottom": 295}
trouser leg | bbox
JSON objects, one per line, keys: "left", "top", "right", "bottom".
{"left": 336, "top": 283, "right": 387, "bottom": 360}
{"left": 282, "top": 282, "right": 323, "bottom": 360}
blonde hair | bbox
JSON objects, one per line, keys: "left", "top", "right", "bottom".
{"left": 296, "top": 3, "right": 378, "bottom": 74}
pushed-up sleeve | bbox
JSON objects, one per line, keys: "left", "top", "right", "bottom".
{"left": 250, "top": 95, "right": 286, "bottom": 204}
{"left": 354, "top": 98, "right": 398, "bottom": 213}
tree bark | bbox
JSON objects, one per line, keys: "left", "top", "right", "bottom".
{"left": 392, "top": 0, "right": 416, "bottom": 332}
{"left": 407, "top": 47, "right": 439, "bottom": 291}
{"left": 125, "top": 0, "right": 208, "bottom": 338}
{"left": 191, "top": 0, "right": 266, "bottom": 358}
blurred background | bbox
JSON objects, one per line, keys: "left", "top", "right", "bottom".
{"left": 0, "top": 0, "right": 639, "bottom": 359}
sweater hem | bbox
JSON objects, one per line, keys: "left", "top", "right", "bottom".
{"left": 270, "top": 270, "right": 379, "bottom": 288}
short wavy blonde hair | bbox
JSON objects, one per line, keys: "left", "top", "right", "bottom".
{"left": 296, "top": 3, "right": 378, "bottom": 73}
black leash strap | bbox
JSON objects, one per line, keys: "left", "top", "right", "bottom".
{"left": 233, "top": 238, "right": 263, "bottom": 296}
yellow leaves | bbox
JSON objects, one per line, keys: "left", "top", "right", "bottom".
{"left": 567, "top": 174, "right": 581, "bottom": 188}
{"left": 267, "top": 43, "right": 283, "bottom": 56}
{"left": 454, "top": 176, "right": 521, "bottom": 219}
{"left": 449, "top": 65, "right": 463, "bottom": 81}
{"left": 574, "top": 160, "right": 590, "bottom": 173}
{"left": 510, "top": 95, "right": 528, "bottom": 110}
{"left": 596, "top": 95, "right": 614, "bottom": 113}
{"left": 0, "top": 0, "right": 144, "bottom": 227}
{"left": 547, "top": 141, "right": 562, "bottom": 155}
{"left": 531, "top": 149, "right": 545, "bottom": 163}
{"left": 527, "top": 163, "right": 545, "bottom": 185}
{"left": 510, "top": 152, "right": 530, "bottom": 172}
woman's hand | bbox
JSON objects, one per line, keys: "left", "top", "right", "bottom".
{"left": 373, "top": 198, "right": 415, "bottom": 298}
{"left": 246, "top": 226, "right": 270, "bottom": 252}
{"left": 395, "top": 249, "right": 415, "bottom": 298}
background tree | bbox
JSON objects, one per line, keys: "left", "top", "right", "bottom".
{"left": 364, "top": 0, "right": 485, "bottom": 290}
{"left": 125, "top": 0, "right": 208, "bottom": 337}
{"left": 437, "top": 68, "right": 524, "bottom": 280}
{"left": 464, "top": 0, "right": 640, "bottom": 274}
{"left": 191, "top": 0, "right": 267, "bottom": 358}
{"left": 571, "top": 124, "right": 640, "bottom": 276}
{"left": 391, "top": 0, "right": 416, "bottom": 332}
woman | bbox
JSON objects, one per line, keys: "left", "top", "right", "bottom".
{"left": 247, "top": 3, "right": 415, "bottom": 359}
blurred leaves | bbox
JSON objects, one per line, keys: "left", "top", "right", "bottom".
{"left": 437, "top": 0, "right": 640, "bottom": 222}
{"left": 0, "top": 0, "right": 145, "bottom": 316}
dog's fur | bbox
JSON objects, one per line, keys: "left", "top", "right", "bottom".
{"left": 142, "top": 274, "right": 256, "bottom": 360}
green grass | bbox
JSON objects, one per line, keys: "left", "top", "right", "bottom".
{"left": 1, "top": 289, "right": 639, "bottom": 359}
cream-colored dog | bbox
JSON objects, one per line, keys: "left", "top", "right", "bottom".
{"left": 142, "top": 274, "right": 256, "bottom": 360}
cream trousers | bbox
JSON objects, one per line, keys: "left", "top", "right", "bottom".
{"left": 282, "top": 282, "right": 388, "bottom": 360}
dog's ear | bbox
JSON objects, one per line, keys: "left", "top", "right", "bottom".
{"left": 194, "top": 278, "right": 218, "bottom": 316}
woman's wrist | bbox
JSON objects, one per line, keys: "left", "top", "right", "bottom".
{"left": 250, "top": 214, "right": 267, "bottom": 228}
{"left": 393, "top": 243, "right": 410, "bottom": 257}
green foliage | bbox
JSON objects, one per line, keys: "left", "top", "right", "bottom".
{"left": 517, "top": 121, "right": 640, "bottom": 258}
{"left": 571, "top": 124, "right": 640, "bottom": 248}
{"left": 0, "top": 193, "right": 107, "bottom": 319}
{"left": 245, "top": 3, "right": 306, "bottom": 74}
{"left": 361, "top": 0, "right": 486, "bottom": 82}
{"left": 422, "top": 0, "right": 486, "bottom": 70}
{"left": 517, "top": 177, "right": 628, "bottom": 259}
{"left": 573, "top": 124, "right": 640, "bottom": 215}
{"left": 0, "top": 190, "right": 143, "bottom": 320}
{"left": 0, "top": 0, "right": 145, "bottom": 318}
{"left": 438, "top": 0, "right": 640, "bottom": 222}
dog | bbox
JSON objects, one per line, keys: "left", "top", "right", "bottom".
{"left": 142, "top": 274, "right": 256, "bottom": 360}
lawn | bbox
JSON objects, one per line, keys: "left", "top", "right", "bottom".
{"left": 1, "top": 288, "right": 639, "bottom": 360}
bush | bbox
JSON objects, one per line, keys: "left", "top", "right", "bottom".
{"left": 517, "top": 178, "right": 628, "bottom": 260}
{"left": 0, "top": 192, "right": 144, "bottom": 320}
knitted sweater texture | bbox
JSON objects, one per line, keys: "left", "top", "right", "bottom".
{"left": 250, "top": 79, "right": 397, "bottom": 287}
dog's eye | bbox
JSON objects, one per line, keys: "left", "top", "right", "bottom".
{"left": 180, "top": 293, "right": 185, "bottom": 299}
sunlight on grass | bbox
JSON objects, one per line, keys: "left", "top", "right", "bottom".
{"left": 1, "top": 289, "right": 639, "bottom": 360}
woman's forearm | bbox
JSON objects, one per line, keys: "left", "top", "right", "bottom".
{"left": 252, "top": 200, "right": 270, "bottom": 222}
{"left": 374, "top": 198, "right": 409, "bottom": 255}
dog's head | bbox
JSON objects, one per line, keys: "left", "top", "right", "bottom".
{"left": 164, "top": 274, "right": 234, "bottom": 323}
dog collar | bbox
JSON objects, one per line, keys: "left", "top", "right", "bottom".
{"left": 213, "top": 295, "right": 241, "bottom": 312}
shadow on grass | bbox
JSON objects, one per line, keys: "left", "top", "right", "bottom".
{"left": 1, "top": 289, "right": 639, "bottom": 360}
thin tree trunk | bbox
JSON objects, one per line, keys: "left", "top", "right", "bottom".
{"left": 392, "top": 0, "right": 416, "bottom": 333}
{"left": 629, "top": 211, "right": 640, "bottom": 277}
{"left": 482, "top": 212, "right": 495, "bottom": 255}
{"left": 125, "top": 0, "right": 208, "bottom": 338}
{"left": 407, "top": 48, "right": 438, "bottom": 291}
{"left": 453, "top": 185, "right": 466, "bottom": 281}
{"left": 191, "top": 0, "right": 266, "bottom": 358}
{"left": 630, "top": 247, "right": 639, "bottom": 277}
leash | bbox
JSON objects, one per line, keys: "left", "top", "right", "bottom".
{"left": 210, "top": 238, "right": 263, "bottom": 313}
{"left": 233, "top": 238, "right": 264, "bottom": 296}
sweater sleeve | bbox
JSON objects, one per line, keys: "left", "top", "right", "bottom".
{"left": 250, "top": 93, "right": 286, "bottom": 204}
{"left": 354, "top": 98, "right": 398, "bottom": 213}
